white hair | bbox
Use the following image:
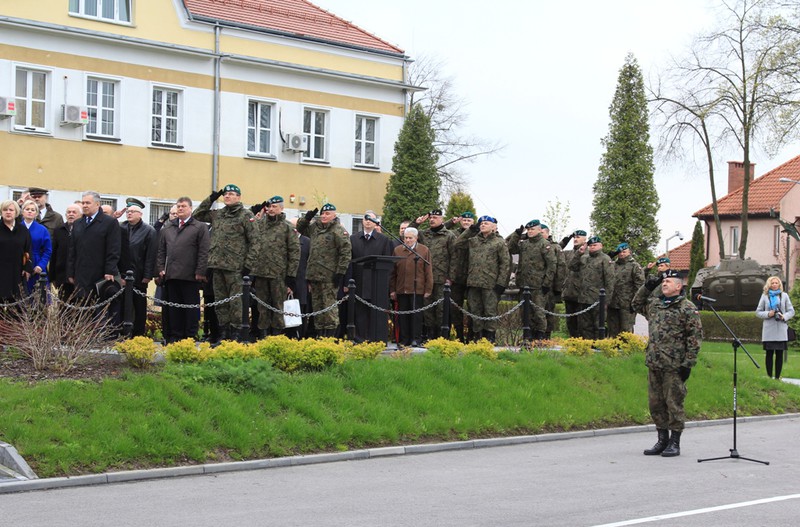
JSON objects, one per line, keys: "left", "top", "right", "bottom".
{"left": 404, "top": 227, "right": 418, "bottom": 238}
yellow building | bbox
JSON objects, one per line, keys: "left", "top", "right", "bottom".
{"left": 0, "top": 0, "right": 412, "bottom": 226}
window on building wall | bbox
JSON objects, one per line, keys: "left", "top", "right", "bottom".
{"left": 247, "top": 100, "right": 274, "bottom": 157}
{"left": 14, "top": 67, "right": 49, "bottom": 132}
{"left": 151, "top": 87, "right": 182, "bottom": 147}
{"left": 352, "top": 217, "right": 363, "bottom": 234}
{"left": 86, "top": 78, "right": 119, "bottom": 139}
{"left": 731, "top": 226, "right": 740, "bottom": 256}
{"left": 69, "top": 0, "right": 132, "bottom": 23}
{"left": 149, "top": 201, "right": 173, "bottom": 225}
{"left": 354, "top": 115, "right": 378, "bottom": 167}
{"left": 303, "top": 108, "right": 328, "bottom": 162}
{"left": 775, "top": 225, "right": 782, "bottom": 256}
{"left": 99, "top": 196, "right": 118, "bottom": 212}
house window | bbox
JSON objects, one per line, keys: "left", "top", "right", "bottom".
{"left": 354, "top": 115, "right": 378, "bottom": 167}
{"left": 99, "top": 196, "right": 118, "bottom": 212}
{"left": 69, "top": 0, "right": 131, "bottom": 24}
{"left": 775, "top": 226, "right": 782, "bottom": 256}
{"left": 247, "top": 100, "right": 274, "bottom": 157}
{"left": 730, "top": 226, "right": 739, "bottom": 256}
{"left": 303, "top": 108, "right": 328, "bottom": 162}
{"left": 86, "top": 78, "right": 119, "bottom": 139}
{"left": 149, "top": 201, "right": 173, "bottom": 225}
{"left": 14, "top": 67, "right": 49, "bottom": 131}
{"left": 151, "top": 87, "right": 181, "bottom": 147}
{"left": 352, "top": 217, "right": 363, "bottom": 234}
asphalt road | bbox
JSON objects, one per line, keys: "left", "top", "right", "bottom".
{"left": 2, "top": 416, "right": 798, "bottom": 526}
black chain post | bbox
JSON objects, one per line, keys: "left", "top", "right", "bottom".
{"left": 37, "top": 272, "right": 48, "bottom": 307}
{"left": 522, "top": 286, "right": 532, "bottom": 343}
{"left": 440, "top": 283, "right": 451, "bottom": 339}
{"left": 240, "top": 275, "right": 251, "bottom": 342}
{"left": 346, "top": 279, "right": 356, "bottom": 341}
{"left": 598, "top": 287, "right": 607, "bottom": 339}
{"left": 123, "top": 270, "right": 135, "bottom": 338}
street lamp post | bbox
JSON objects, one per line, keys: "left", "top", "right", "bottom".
{"left": 665, "top": 230, "right": 683, "bottom": 259}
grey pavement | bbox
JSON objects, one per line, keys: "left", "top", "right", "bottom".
{"left": 1, "top": 415, "right": 799, "bottom": 526}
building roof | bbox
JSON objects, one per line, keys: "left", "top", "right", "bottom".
{"left": 694, "top": 154, "right": 800, "bottom": 219}
{"left": 658, "top": 240, "right": 693, "bottom": 271}
{"left": 182, "top": 0, "right": 404, "bottom": 55}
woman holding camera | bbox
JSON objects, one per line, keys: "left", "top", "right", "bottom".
{"left": 756, "top": 276, "right": 794, "bottom": 379}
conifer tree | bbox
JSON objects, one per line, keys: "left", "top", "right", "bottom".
{"left": 445, "top": 192, "right": 476, "bottom": 221}
{"left": 687, "top": 221, "right": 706, "bottom": 293}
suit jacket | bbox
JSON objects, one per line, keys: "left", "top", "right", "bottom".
{"left": 36, "top": 205, "right": 64, "bottom": 237}
{"left": 346, "top": 230, "right": 394, "bottom": 297}
{"left": 67, "top": 212, "right": 122, "bottom": 295}
{"left": 390, "top": 243, "right": 433, "bottom": 296}
{"left": 156, "top": 218, "right": 210, "bottom": 282}
{"left": 49, "top": 223, "right": 72, "bottom": 287}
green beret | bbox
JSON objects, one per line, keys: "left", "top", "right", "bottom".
{"left": 268, "top": 195, "right": 284, "bottom": 205}
{"left": 223, "top": 184, "right": 241, "bottom": 195}
{"left": 616, "top": 242, "right": 629, "bottom": 251}
{"left": 540, "top": 224, "right": 549, "bottom": 230}
{"left": 321, "top": 203, "right": 336, "bottom": 212}
{"left": 429, "top": 209, "right": 443, "bottom": 216}
{"left": 525, "top": 219, "right": 540, "bottom": 228}
{"left": 461, "top": 211, "right": 475, "bottom": 219}
{"left": 587, "top": 236, "right": 601, "bottom": 244}
{"left": 657, "top": 257, "right": 671, "bottom": 265}
{"left": 574, "top": 229, "right": 587, "bottom": 237}
{"left": 664, "top": 269, "right": 681, "bottom": 279}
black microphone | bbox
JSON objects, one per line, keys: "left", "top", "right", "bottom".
{"left": 695, "top": 294, "right": 717, "bottom": 303}
{"left": 365, "top": 215, "right": 381, "bottom": 225}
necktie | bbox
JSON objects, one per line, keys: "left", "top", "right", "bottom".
{"left": 179, "top": 220, "right": 185, "bottom": 230}
{"left": 365, "top": 233, "right": 370, "bottom": 241}
{"left": 86, "top": 216, "right": 91, "bottom": 226}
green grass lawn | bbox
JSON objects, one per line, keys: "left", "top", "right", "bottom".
{"left": 1, "top": 343, "right": 799, "bottom": 478}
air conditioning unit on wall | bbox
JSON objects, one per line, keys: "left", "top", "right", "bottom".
{"left": 60, "top": 104, "right": 88, "bottom": 126}
{"left": 0, "top": 96, "right": 16, "bottom": 118}
{"left": 283, "top": 133, "right": 308, "bottom": 153}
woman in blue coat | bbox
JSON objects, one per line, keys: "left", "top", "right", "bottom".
{"left": 755, "top": 276, "right": 795, "bottom": 379}
{"left": 20, "top": 200, "right": 52, "bottom": 293}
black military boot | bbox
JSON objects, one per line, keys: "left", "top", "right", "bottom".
{"left": 533, "top": 330, "right": 545, "bottom": 340}
{"left": 661, "top": 431, "right": 681, "bottom": 457}
{"left": 484, "top": 331, "right": 496, "bottom": 344}
{"left": 643, "top": 428, "right": 670, "bottom": 456}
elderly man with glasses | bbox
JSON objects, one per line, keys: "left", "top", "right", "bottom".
{"left": 120, "top": 198, "right": 158, "bottom": 336}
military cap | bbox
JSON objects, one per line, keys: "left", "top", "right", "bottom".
{"left": 525, "top": 219, "right": 540, "bottom": 228}
{"left": 223, "top": 184, "right": 241, "bottom": 195}
{"left": 429, "top": 209, "right": 443, "bottom": 216}
{"left": 461, "top": 211, "right": 475, "bottom": 219}
{"left": 321, "top": 203, "right": 336, "bottom": 212}
{"left": 540, "top": 224, "right": 549, "bottom": 230}
{"left": 126, "top": 197, "right": 145, "bottom": 209}
{"left": 663, "top": 269, "right": 681, "bottom": 279}
{"left": 268, "top": 195, "right": 284, "bottom": 205}
{"left": 27, "top": 187, "right": 48, "bottom": 196}
{"left": 477, "top": 215, "right": 497, "bottom": 224}
{"left": 587, "top": 236, "right": 602, "bottom": 244}
{"left": 657, "top": 257, "right": 671, "bottom": 265}
{"left": 574, "top": 229, "right": 587, "bottom": 237}
{"left": 616, "top": 242, "right": 629, "bottom": 251}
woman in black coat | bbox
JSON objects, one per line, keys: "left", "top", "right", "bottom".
{"left": 0, "top": 200, "right": 34, "bottom": 302}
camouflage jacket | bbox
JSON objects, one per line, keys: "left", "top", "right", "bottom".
{"left": 455, "top": 229, "right": 510, "bottom": 289}
{"left": 193, "top": 197, "right": 257, "bottom": 272}
{"left": 609, "top": 255, "right": 645, "bottom": 308}
{"left": 448, "top": 226, "right": 470, "bottom": 284}
{"left": 410, "top": 222, "right": 455, "bottom": 284}
{"left": 633, "top": 286, "right": 702, "bottom": 371}
{"left": 250, "top": 212, "right": 300, "bottom": 279}
{"left": 296, "top": 216, "right": 352, "bottom": 282}
{"left": 561, "top": 249, "right": 581, "bottom": 300}
{"left": 506, "top": 231, "right": 556, "bottom": 289}
{"left": 549, "top": 239, "right": 567, "bottom": 295}
{"left": 568, "top": 249, "right": 616, "bottom": 304}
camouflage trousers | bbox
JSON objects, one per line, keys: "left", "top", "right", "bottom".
{"left": 212, "top": 268, "right": 242, "bottom": 328}
{"left": 424, "top": 283, "right": 446, "bottom": 334}
{"left": 576, "top": 303, "right": 602, "bottom": 340}
{"left": 564, "top": 299, "right": 581, "bottom": 338}
{"left": 309, "top": 280, "right": 338, "bottom": 330}
{"left": 253, "top": 276, "right": 286, "bottom": 331}
{"left": 546, "top": 292, "right": 560, "bottom": 335}
{"left": 607, "top": 307, "right": 636, "bottom": 337}
{"left": 520, "top": 288, "right": 547, "bottom": 333}
{"left": 648, "top": 369, "right": 687, "bottom": 432}
{"left": 466, "top": 286, "right": 500, "bottom": 334}
{"left": 450, "top": 282, "right": 470, "bottom": 339}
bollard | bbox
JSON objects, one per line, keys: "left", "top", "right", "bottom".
{"left": 522, "top": 287, "right": 532, "bottom": 343}
{"left": 440, "top": 283, "right": 451, "bottom": 339}
{"left": 37, "top": 272, "right": 49, "bottom": 306}
{"left": 598, "top": 287, "right": 607, "bottom": 339}
{"left": 240, "top": 275, "right": 252, "bottom": 342}
{"left": 123, "top": 270, "right": 135, "bottom": 338}
{"left": 346, "top": 279, "right": 357, "bottom": 341}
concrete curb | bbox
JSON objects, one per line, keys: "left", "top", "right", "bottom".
{"left": 0, "top": 441, "right": 37, "bottom": 480}
{"left": 1, "top": 412, "right": 797, "bottom": 495}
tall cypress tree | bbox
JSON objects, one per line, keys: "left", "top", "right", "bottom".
{"left": 687, "top": 220, "right": 706, "bottom": 292}
{"left": 383, "top": 104, "right": 440, "bottom": 234}
{"left": 591, "top": 53, "right": 660, "bottom": 263}
{"left": 445, "top": 192, "right": 476, "bottom": 221}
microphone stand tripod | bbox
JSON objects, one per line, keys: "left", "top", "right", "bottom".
{"left": 697, "top": 298, "right": 768, "bottom": 465}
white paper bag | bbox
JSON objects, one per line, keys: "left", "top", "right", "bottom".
{"left": 283, "top": 295, "right": 302, "bottom": 328}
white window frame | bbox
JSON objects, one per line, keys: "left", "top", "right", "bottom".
{"left": 69, "top": 0, "right": 132, "bottom": 24}
{"left": 149, "top": 201, "right": 173, "bottom": 225}
{"left": 246, "top": 99, "right": 276, "bottom": 159}
{"left": 86, "top": 76, "right": 120, "bottom": 141}
{"left": 302, "top": 107, "right": 329, "bottom": 163}
{"left": 775, "top": 225, "right": 782, "bottom": 257}
{"left": 354, "top": 114, "right": 379, "bottom": 168}
{"left": 730, "top": 226, "right": 740, "bottom": 256}
{"left": 150, "top": 85, "right": 183, "bottom": 149}
{"left": 13, "top": 65, "right": 51, "bottom": 133}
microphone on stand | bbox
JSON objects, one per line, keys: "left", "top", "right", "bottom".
{"left": 695, "top": 294, "right": 717, "bottom": 303}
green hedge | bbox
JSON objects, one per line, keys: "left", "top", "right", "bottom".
{"left": 699, "top": 310, "right": 762, "bottom": 342}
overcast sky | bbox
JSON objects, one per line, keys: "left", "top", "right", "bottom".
{"left": 317, "top": 0, "right": 800, "bottom": 255}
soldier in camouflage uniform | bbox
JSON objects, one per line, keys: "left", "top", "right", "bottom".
{"left": 296, "top": 203, "right": 352, "bottom": 337}
{"left": 633, "top": 269, "right": 702, "bottom": 457}
{"left": 542, "top": 224, "right": 566, "bottom": 339}
{"left": 445, "top": 212, "right": 475, "bottom": 342}
{"left": 607, "top": 242, "right": 645, "bottom": 337}
{"left": 411, "top": 209, "right": 455, "bottom": 340}
{"left": 569, "top": 235, "right": 615, "bottom": 340}
{"left": 455, "top": 215, "right": 510, "bottom": 343}
{"left": 193, "top": 184, "right": 258, "bottom": 342}
{"left": 506, "top": 219, "right": 556, "bottom": 340}
{"left": 250, "top": 196, "right": 300, "bottom": 338}
{"left": 560, "top": 229, "right": 587, "bottom": 337}
{"left": 645, "top": 256, "right": 671, "bottom": 298}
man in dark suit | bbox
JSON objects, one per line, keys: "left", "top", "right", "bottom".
{"left": 50, "top": 203, "right": 81, "bottom": 301}
{"left": 289, "top": 218, "right": 311, "bottom": 339}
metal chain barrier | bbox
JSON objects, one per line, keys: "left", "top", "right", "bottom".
{"left": 51, "top": 287, "right": 125, "bottom": 311}
{"left": 354, "top": 294, "right": 444, "bottom": 316}
{"left": 0, "top": 291, "right": 37, "bottom": 308}
{"left": 533, "top": 300, "right": 600, "bottom": 318}
{"left": 450, "top": 298, "right": 526, "bottom": 322}
{"left": 131, "top": 287, "right": 241, "bottom": 309}
{"left": 249, "top": 291, "right": 348, "bottom": 318}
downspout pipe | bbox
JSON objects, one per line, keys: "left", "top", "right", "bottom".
{"left": 212, "top": 23, "right": 221, "bottom": 193}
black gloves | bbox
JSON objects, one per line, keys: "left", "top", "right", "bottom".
{"left": 560, "top": 233, "right": 574, "bottom": 247}
{"left": 515, "top": 225, "right": 525, "bottom": 236}
{"left": 644, "top": 275, "right": 663, "bottom": 292}
{"left": 241, "top": 267, "right": 251, "bottom": 278}
{"left": 679, "top": 367, "right": 691, "bottom": 382}
{"left": 333, "top": 273, "right": 344, "bottom": 287}
{"left": 158, "top": 212, "right": 170, "bottom": 222}
{"left": 493, "top": 284, "right": 505, "bottom": 296}
{"left": 285, "top": 276, "right": 297, "bottom": 291}
{"left": 541, "top": 285, "right": 550, "bottom": 295}
{"left": 469, "top": 223, "right": 480, "bottom": 232}
{"left": 305, "top": 208, "right": 319, "bottom": 222}
{"left": 250, "top": 201, "right": 267, "bottom": 215}
{"left": 209, "top": 189, "right": 224, "bottom": 201}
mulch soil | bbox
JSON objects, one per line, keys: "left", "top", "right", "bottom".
{"left": 0, "top": 349, "right": 126, "bottom": 383}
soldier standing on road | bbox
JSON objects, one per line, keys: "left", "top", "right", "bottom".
{"left": 296, "top": 203, "right": 352, "bottom": 338}
{"left": 607, "top": 242, "right": 645, "bottom": 337}
{"left": 541, "top": 224, "right": 566, "bottom": 339}
{"left": 445, "top": 212, "right": 475, "bottom": 342}
{"left": 506, "top": 219, "right": 556, "bottom": 340}
{"left": 569, "top": 235, "right": 615, "bottom": 340}
{"left": 411, "top": 209, "right": 455, "bottom": 340}
{"left": 250, "top": 196, "right": 300, "bottom": 339}
{"left": 455, "top": 215, "right": 510, "bottom": 343}
{"left": 560, "top": 229, "right": 587, "bottom": 337}
{"left": 633, "top": 269, "right": 702, "bottom": 457}
{"left": 193, "top": 184, "right": 258, "bottom": 342}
